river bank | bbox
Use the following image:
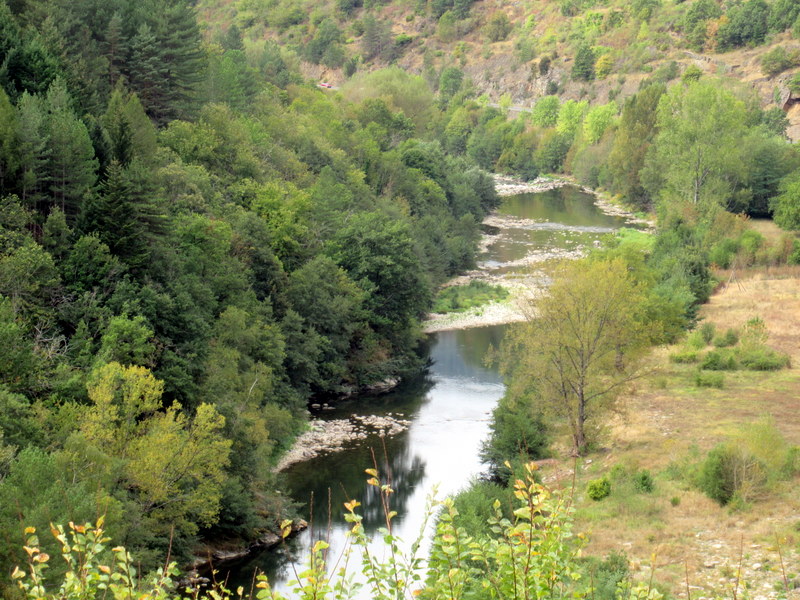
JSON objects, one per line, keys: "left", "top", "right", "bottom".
{"left": 424, "top": 178, "right": 649, "bottom": 333}
{"left": 275, "top": 414, "right": 411, "bottom": 471}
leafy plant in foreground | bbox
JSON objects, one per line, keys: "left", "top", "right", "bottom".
{"left": 12, "top": 464, "right": 597, "bottom": 600}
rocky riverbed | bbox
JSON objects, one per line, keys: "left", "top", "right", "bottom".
{"left": 423, "top": 178, "right": 654, "bottom": 333}
{"left": 275, "top": 414, "right": 411, "bottom": 471}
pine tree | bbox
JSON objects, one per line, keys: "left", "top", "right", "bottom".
{"left": 80, "top": 161, "right": 162, "bottom": 270}
{"left": 128, "top": 23, "right": 165, "bottom": 119}
{"left": 102, "top": 12, "right": 128, "bottom": 88}
{"left": 571, "top": 44, "right": 595, "bottom": 81}
{"left": 15, "top": 91, "right": 49, "bottom": 210}
{"left": 42, "top": 80, "right": 98, "bottom": 219}
{"left": 155, "top": 1, "right": 205, "bottom": 121}
{"left": 102, "top": 83, "right": 134, "bottom": 166}
{"left": 0, "top": 88, "right": 18, "bottom": 195}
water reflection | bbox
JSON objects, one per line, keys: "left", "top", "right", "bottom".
{"left": 228, "top": 327, "right": 506, "bottom": 592}
{"left": 224, "top": 186, "right": 626, "bottom": 592}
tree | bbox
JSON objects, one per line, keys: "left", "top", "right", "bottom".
{"left": 556, "top": 99, "right": 588, "bottom": 138}
{"left": 531, "top": 95, "right": 560, "bottom": 127}
{"left": 42, "top": 80, "right": 98, "bottom": 219}
{"left": 583, "top": 101, "right": 617, "bottom": 144}
{"left": 607, "top": 83, "right": 664, "bottom": 209}
{"left": 81, "top": 362, "right": 231, "bottom": 535}
{"left": 361, "top": 15, "right": 394, "bottom": 62}
{"left": 500, "top": 259, "right": 649, "bottom": 455}
{"left": 642, "top": 80, "right": 748, "bottom": 210}
{"left": 772, "top": 171, "right": 800, "bottom": 230}
{"left": 484, "top": 12, "right": 512, "bottom": 42}
{"left": 571, "top": 44, "right": 595, "bottom": 81}
{"left": 0, "top": 88, "right": 18, "bottom": 195}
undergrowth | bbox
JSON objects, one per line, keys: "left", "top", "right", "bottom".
{"left": 433, "top": 280, "right": 510, "bottom": 313}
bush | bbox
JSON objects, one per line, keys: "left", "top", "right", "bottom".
{"left": 481, "top": 396, "right": 549, "bottom": 482}
{"left": 582, "top": 551, "right": 629, "bottom": 600}
{"left": 669, "top": 350, "right": 698, "bottom": 363}
{"left": 698, "top": 445, "right": 737, "bottom": 504}
{"left": 433, "top": 280, "right": 510, "bottom": 313}
{"left": 695, "top": 370, "right": 724, "bottom": 388}
{"left": 633, "top": 469, "right": 655, "bottom": 493}
{"left": 699, "top": 321, "right": 716, "bottom": 344}
{"left": 587, "top": 477, "right": 611, "bottom": 500}
{"left": 701, "top": 350, "right": 738, "bottom": 370}
{"left": 685, "top": 329, "right": 706, "bottom": 349}
{"left": 760, "top": 46, "right": 797, "bottom": 76}
{"left": 712, "top": 328, "right": 739, "bottom": 347}
{"left": 708, "top": 238, "right": 739, "bottom": 268}
{"left": 451, "top": 479, "right": 514, "bottom": 538}
{"left": 737, "top": 347, "right": 790, "bottom": 370}
{"left": 698, "top": 444, "right": 766, "bottom": 506}
{"left": 484, "top": 12, "right": 512, "bottom": 42}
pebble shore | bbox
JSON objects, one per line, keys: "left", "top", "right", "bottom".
{"left": 275, "top": 414, "right": 411, "bottom": 471}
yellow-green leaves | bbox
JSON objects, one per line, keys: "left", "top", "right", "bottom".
{"left": 82, "top": 362, "right": 231, "bottom": 534}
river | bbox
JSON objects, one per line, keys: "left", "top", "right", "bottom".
{"left": 225, "top": 184, "right": 631, "bottom": 594}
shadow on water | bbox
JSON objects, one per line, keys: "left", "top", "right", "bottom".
{"left": 223, "top": 326, "right": 507, "bottom": 592}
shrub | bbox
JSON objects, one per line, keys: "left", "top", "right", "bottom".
{"left": 699, "top": 321, "right": 716, "bottom": 344}
{"left": 582, "top": 551, "right": 629, "bottom": 600}
{"left": 698, "top": 445, "right": 737, "bottom": 504}
{"left": 484, "top": 12, "right": 512, "bottom": 42}
{"left": 633, "top": 469, "right": 655, "bottom": 493}
{"left": 712, "top": 328, "right": 739, "bottom": 347}
{"left": 670, "top": 496, "right": 681, "bottom": 506}
{"left": 701, "top": 350, "right": 737, "bottom": 370}
{"left": 685, "top": 329, "right": 706, "bottom": 349}
{"left": 481, "top": 396, "right": 549, "bottom": 482}
{"left": 669, "top": 350, "right": 698, "bottom": 363}
{"left": 698, "top": 444, "right": 766, "bottom": 505}
{"left": 587, "top": 476, "right": 611, "bottom": 500}
{"left": 433, "top": 280, "right": 509, "bottom": 313}
{"left": 695, "top": 370, "right": 724, "bottom": 388}
{"left": 708, "top": 239, "right": 739, "bottom": 268}
{"left": 760, "top": 46, "right": 796, "bottom": 76}
{"left": 737, "top": 347, "right": 790, "bottom": 370}
{"left": 790, "top": 239, "right": 800, "bottom": 265}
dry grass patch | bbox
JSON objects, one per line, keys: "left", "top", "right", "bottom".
{"left": 536, "top": 268, "right": 800, "bottom": 597}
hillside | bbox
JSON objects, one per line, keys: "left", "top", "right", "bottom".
{"left": 198, "top": 0, "right": 800, "bottom": 138}
{"left": 3, "top": 0, "right": 800, "bottom": 597}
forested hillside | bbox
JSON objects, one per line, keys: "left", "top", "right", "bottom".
{"left": 3, "top": 0, "right": 800, "bottom": 596}
{"left": 199, "top": 0, "right": 800, "bottom": 132}
{"left": 0, "top": 0, "right": 499, "bottom": 579}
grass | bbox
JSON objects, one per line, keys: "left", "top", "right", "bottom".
{"left": 433, "top": 280, "right": 510, "bottom": 313}
{"left": 534, "top": 269, "right": 800, "bottom": 596}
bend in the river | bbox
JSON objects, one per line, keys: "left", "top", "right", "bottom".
{"left": 224, "top": 184, "right": 633, "bottom": 594}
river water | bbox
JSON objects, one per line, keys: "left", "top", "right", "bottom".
{"left": 227, "top": 185, "right": 630, "bottom": 593}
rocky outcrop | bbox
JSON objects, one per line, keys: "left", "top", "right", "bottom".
{"left": 275, "top": 414, "right": 411, "bottom": 472}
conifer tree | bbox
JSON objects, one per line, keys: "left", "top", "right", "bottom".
{"left": 42, "top": 80, "right": 98, "bottom": 218}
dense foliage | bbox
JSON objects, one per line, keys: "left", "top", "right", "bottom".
{"left": 3, "top": 0, "right": 800, "bottom": 592}
{"left": 11, "top": 466, "right": 661, "bottom": 600}
{"left": 0, "top": 0, "right": 501, "bottom": 582}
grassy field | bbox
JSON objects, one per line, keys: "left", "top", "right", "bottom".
{"left": 538, "top": 269, "right": 800, "bottom": 598}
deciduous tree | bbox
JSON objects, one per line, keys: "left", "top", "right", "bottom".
{"left": 500, "top": 259, "right": 649, "bottom": 455}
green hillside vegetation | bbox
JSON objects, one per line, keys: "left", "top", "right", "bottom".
{"left": 2, "top": 0, "right": 800, "bottom": 596}
{"left": 198, "top": 0, "right": 800, "bottom": 96}
{"left": 0, "top": 0, "right": 501, "bottom": 580}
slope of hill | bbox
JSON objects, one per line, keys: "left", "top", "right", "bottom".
{"left": 198, "top": 0, "right": 800, "bottom": 138}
